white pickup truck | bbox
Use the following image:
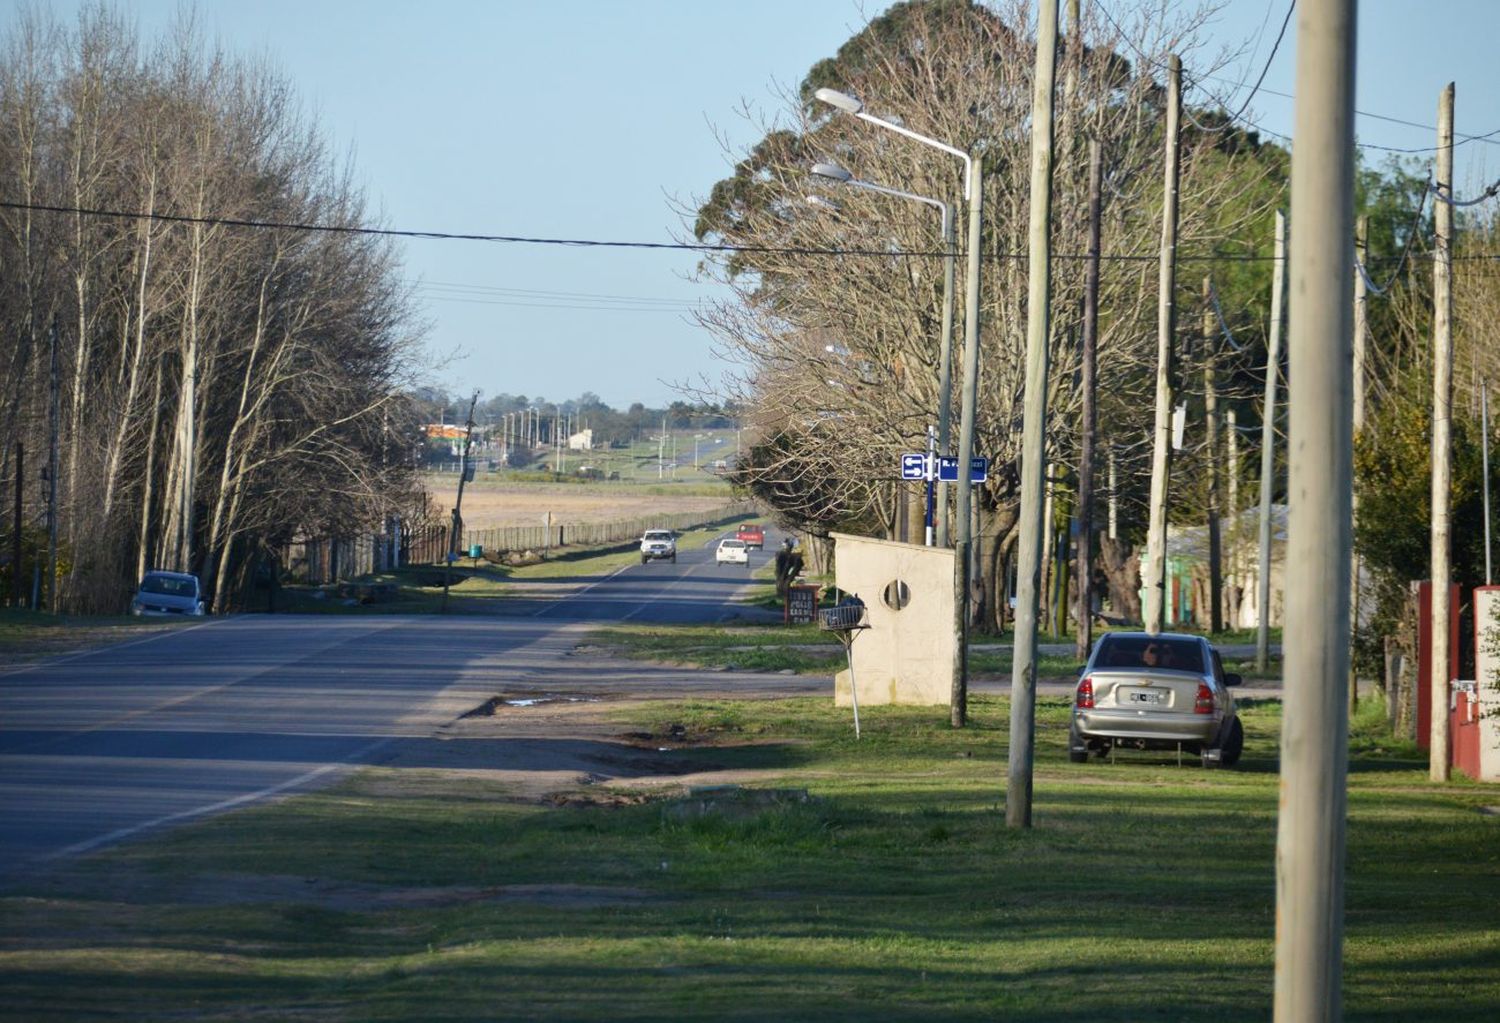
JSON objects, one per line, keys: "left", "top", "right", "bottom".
{"left": 640, "top": 529, "right": 678, "bottom": 564}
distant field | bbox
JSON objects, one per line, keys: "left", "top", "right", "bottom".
{"left": 424, "top": 478, "right": 742, "bottom": 530}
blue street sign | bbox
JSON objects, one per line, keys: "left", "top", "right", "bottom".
{"left": 900, "top": 453, "right": 927, "bottom": 480}
{"left": 938, "top": 456, "right": 989, "bottom": 483}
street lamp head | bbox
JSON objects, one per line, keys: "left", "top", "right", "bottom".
{"left": 811, "top": 162, "right": 852, "bottom": 183}
{"left": 814, "top": 87, "right": 864, "bottom": 115}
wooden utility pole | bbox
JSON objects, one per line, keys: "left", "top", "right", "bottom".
{"left": 1273, "top": 2, "right": 1356, "bottom": 1018}
{"left": 1143, "top": 55, "right": 1182, "bottom": 636}
{"left": 1006, "top": 0, "right": 1058, "bottom": 830}
{"left": 1204, "top": 277, "right": 1223, "bottom": 634}
{"left": 1257, "top": 211, "right": 1287, "bottom": 673}
{"left": 1429, "top": 83, "right": 1455, "bottom": 782}
{"left": 1075, "top": 138, "right": 1103, "bottom": 661}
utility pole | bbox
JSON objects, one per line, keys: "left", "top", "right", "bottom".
{"left": 1351, "top": 214, "right": 1368, "bottom": 714}
{"left": 10, "top": 442, "right": 21, "bottom": 607}
{"left": 1006, "top": 0, "right": 1058, "bottom": 829}
{"left": 1143, "top": 55, "right": 1182, "bottom": 636}
{"left": 1484, "top": 383, "right": 1492, "bottom": 585}
{"left": 1273, "top": 2, "right": 1356, "bottom": 1018}
{"left": 1227, "top": 409, "right": 1241, "bottom": 625}
{"left": 1204, "top": 277, "right": 1223, "bottom": 634}
{"left": 1108, "top": 444, "right": 1118, "bottom": 541}
{"left": 1257, "top": 210, "right": 1287, "bottom": 673}
{"left": 1075, "top": 138, "right": 1103, "bottom": 662}
{"left": 1429, "top": 82, "right": 1455, "bottom": 782}
{"left": 441, "top": 392, "right": 479, "bottom": 614}
{"left": 47, "top": 319, "right": 60, "bottom": 613}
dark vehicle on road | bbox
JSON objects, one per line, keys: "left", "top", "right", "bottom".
{"left": 1070, "top": 631, "right": 1243, "bottom": 768}
{"left": 131, "top": 570, "right": 208, "bottom": 617}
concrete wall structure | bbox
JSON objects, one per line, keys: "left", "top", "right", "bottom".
{"left": 1475, "top": 586, "right": 1500, "bottom": 782}
{"left": 829, "top": 532, "right": 955, "bottom": 708}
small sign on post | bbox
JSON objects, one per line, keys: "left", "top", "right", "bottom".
{"left": 938, "top": 456, "right": 989, "bottom": 483}
{"left": 785, "top": 583, "right": 820, "bottom": 624}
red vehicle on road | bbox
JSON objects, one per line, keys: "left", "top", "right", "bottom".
{"left": 735, "top": 522, "right": 765, "bottom": 550}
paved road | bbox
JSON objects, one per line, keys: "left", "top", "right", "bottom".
{"left": 0, "top": 526, "right": 778, "bottom": 878}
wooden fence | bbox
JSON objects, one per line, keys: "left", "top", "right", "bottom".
{"left": 282, "top": 501, "right": 759, "bottom": 583}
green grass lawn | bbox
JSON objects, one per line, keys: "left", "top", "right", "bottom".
{"left": 3, "top": 696, "right": 1494, "bottom": 1021}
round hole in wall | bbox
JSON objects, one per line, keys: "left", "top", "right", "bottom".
{"left": 881, "top": 579, "right": 912, "bottom": 611}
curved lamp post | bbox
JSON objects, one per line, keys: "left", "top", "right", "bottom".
{"left": 810, "top": 161, "right": 956, "bottom": 548}
{"left": 815, "top": 87, "right": 982, "bottom": 726}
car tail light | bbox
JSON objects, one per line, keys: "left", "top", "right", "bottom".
{"left": 1076, "top": 676, "right": 1095, "bottom": 709}
{"left": 1195, "top": 682, "right": 1215, "bottom": 715}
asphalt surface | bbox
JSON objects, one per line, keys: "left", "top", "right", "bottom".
{"left": 0, "top": 525, "right": 1281, "bottom": 877}
{"left": 0, "top": 527, "right": 783, "bottom": 877}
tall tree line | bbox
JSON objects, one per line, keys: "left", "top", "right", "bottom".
{"left": 0, "top": 7, "right": 425, "bottom": 613}
{"left": 691, "top": 0, "right": 1285, "bottom": 629}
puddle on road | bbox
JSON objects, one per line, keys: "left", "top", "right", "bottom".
{"left": 462, "top": 695, "right": 599, "bottom": 718}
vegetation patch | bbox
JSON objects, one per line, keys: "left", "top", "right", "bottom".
{"left": 5, "top": 695, "right": 1494, "bottom": 1021}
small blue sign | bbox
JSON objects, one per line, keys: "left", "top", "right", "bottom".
{"left": 938, "top": 456, "right": 989, "bottom": 483}
{"left": 900, "top": 453, "right": 927, "bottom": 480}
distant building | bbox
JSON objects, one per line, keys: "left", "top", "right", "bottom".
{"left": 567, "top": 428, "right": 593, "bottom": 451}
{"left": 424, "top": 423, "right": 468, "bottom": 440}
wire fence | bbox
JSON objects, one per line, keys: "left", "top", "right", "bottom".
{"left": 282, "top": 500, "right": 759, "bottom": 585}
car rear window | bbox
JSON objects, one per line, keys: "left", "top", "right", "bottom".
{"left": 1095, "top": 636, "right": 1205, "bottom": 673}
{"left": 141, "top": 574, "right": 195, "bottom": 597}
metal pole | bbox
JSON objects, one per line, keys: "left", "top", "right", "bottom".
{"left": 1143, "top": 55, "right": 1182, "bottom": 636}
{"left": 1075, "top": 138, "right": 1102, "bottom": 662}
{"left": 1257, "top": 211, "right": 1287, "bottom": 673}
{"left": 1429, "top": 82, "right": 1455, "bottom": 782}
{"left": 950, "top": 152, "right": 984, "bottom": 728}
{"left": 1273, "top": 2, "right": 1356, "bottom": 1019}
{"left": 441, "top": 392, "right": 479, "bottom": 614}
{"left": 936, "top": 205, "right": 958, "bottom": 547}
{"left": 10, "top": 442, "right": 21, "bottom": 607}
{"left": 1006, "top": 0, "right": 1058, "bottom": 828}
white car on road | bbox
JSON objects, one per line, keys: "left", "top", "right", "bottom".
{"left": 715, "top": 538, "right": 749, "bottom": 566}
{"left": 640, "top": 529, "right": 677, "bottom": 564}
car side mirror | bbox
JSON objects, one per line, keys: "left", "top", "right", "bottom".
{"left": 1225, "top": 672, "right": 1243, "bottom": 687}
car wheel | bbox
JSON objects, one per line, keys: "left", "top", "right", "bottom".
{"left": 670, "top": 553, "right": 676, "bottom": 562}
{"left": 1219, "top": 716, "right": 1244, "bottom": 768}
{"left": 641, "top": 555, "right": 648, "bottom": 565}
{"left": 1068, "top": 749, "right": 1088, "bottom": 764}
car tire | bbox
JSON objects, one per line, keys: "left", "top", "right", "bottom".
{"left": 1219, "top": 716, "right": 1244, "bottom": 768}
{"left": 1068, "top": 749, "right": 1088, "bottom": 764}
{"left": 670, "top": 553, "right": 676, "bottom": 562}
{"left": 641, "top": 555, "right": 648, "bottom": 565}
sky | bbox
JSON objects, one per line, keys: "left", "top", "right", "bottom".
{"left": 34, "top": 1, "right": 1500, "bottom": 410}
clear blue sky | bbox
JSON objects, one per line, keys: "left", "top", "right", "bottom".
{"left": 36, "top": 1, "right": 1500, "bottom": 409}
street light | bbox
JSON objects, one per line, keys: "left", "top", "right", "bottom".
{"left": 809, "top": 160, "right": 958, "bottom": 548}
{"left": 816, "top": 87, "right": 983, "bottom": 726}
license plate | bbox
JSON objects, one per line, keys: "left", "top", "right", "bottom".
{"left": 1128, "top": 690, "right": 1164, "bottom": 705}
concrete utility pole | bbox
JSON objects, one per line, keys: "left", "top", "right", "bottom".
{"left": 47, "top": 319, "right": 60, "bottom": 613}
{"left": 1075, "top": 138, "right": 1103, "bottom": 662}
{"left": 1273, "top": 2, "right": 1356, "bottom": 1019}
{"left": 10, "top": 442, "right": 21, "bottom": 607}
{"left": 1350, "top": 215, "right": 1368, "bottom": 714}
{"left": 950, "top": 142, "right": 984, "bottom": 727}
{"left": 1484, "top": 383, "right": 1493, "bottom": 585}
{"left": 1257, "top": 210, "right": 1287, "bottom": 673}
{"left": 1006, "top": 0, "right": 1058, "bottom": 830}
{"left": 1429, "top": 82, "right": 1455, "bottom": 782}
{"left": 1204, "top": 277, "right": 1223, "bottom": 634}
{"left": 936, "top": 204, "right": 959, "bottom": 548}
{"left": 1227, "top": 408, "right": 1241, "bottom": 625}
{"left": 441, "top": 392, "right": 479, "bottom": 615}
{"left": 1143, "top": 55, "right": 1182, "bottom": 636}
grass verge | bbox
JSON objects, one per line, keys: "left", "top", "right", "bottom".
{"left": 2, "top": 697, "right": 1493, "bottom": 1021}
